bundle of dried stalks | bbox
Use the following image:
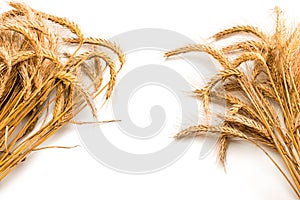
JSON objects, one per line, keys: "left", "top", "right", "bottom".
{"left": 166, "top": 7, "right": 300, "bottom": 198}
{"left": 0, "top": 2, "right": 124, "bottom": 181}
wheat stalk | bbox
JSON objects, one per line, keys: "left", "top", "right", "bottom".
{"left": 166, "top": 7, "right": 300, "bottom": 198}
{"left": 0, "top": 2, "right": 124, "bottom": 181}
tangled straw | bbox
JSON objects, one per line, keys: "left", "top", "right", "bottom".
{"left": 0, "top": 2, "right": 124, "bottom": 181}
{"left": 166, "top": 7, "right": 300, "bottom": 198}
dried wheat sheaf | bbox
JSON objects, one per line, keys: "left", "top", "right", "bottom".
{"left": 166, "top": 7, "right": 300, "bottom": 198}
{"left": 0, "top": 2, "right": 124, "bottom": 181}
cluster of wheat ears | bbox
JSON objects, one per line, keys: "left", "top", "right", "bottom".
{"left": 0, "top": 2, "right": 124, "bottom": 181}
{"left": 166, "top": 7, "right": 300, "bottom": 198}
{"left": 0, "top": 1, "right": 299, "bottom": 199}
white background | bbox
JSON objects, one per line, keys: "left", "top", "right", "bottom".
{"left": 0, "top": 0, "right": 299, "bottom": 199}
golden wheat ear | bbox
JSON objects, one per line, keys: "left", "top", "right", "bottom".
{"left": 166, "top": 7, "right": 300, "bottom": 198}
{"left": 0, "top": 1, "right": 124, "bottom": 181}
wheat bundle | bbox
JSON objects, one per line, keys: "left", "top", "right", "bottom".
{"left": 166, "top": 7, "right": 300, "bottom": 198}
{"left": 0, "top": 2, "right": 124, "bottom": 181}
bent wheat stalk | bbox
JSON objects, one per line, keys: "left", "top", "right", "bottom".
{"left": 166, "top": 7, "right": 300, "bottom": 198}
{"left": 0, "top": 2, "right": 124, "bottom": 181}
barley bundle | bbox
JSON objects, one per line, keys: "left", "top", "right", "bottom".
{"left": 166, "top": 7, "right": 300, "bottom": 198}
{"left": 0, "top": 2, "right": 124, "bottom": 181}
